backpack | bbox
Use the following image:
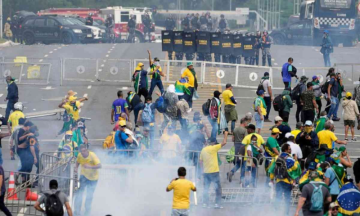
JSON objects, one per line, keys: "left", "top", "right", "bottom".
{"left": 209, "top": 99, "right": 219, "bottom": 119}
{"left": 155, "top": 97, "right": 166, "bottom": 114}
{"left": 202, "top": 99, "right": 211, "bottom": 116}
{"left": 142, "top": 103, "right": 154, "bottom": 123}
{"left": 310, "top": 183, "right": 324, "bottom": 212}
{"left": 45, "top": 191, "right": 64, "bottom": 216}
{"left": 273, "top": 94, "right": 284, "bottom": 112}
{"left": 256, "top": 80, "right": 265, "bottom": 95}
{"left": 103, "top": 132, "right": 116, "bottom": 149}
{"left": 321, "top": 79, "right": 330, "bottom": 94}
{"left": 274, "top": 156, "right": 290, "bottom": 180}
{"left": 291, "top": 83, "right": 304, "bottom": 101}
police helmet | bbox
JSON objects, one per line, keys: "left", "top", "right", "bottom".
{"left": 220, "top": 14, "right": 224, "bottom": 18}
{"left": 14, "top": 102, "right": 23, "bottom": 111}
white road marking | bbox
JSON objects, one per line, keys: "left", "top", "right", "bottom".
{"left": 33, "top": 109, "right": 36, "bottom": 111}
{"left": 44, "top": 54, "right": 48, "bottom": 57}
{"left": 348, "top": 78, "right": 352, "bottom": 81}
{"left": 106, "top": 55, "right": 109, "bottom": 57}
{"left": 39, "top": 59, "right": 43, "bottom": 62}
{"left": 271, "top": 58, "right": 275, "bottom": 61}
{"left": 274, "top": 63, "right": 278, "bottom": 66}
{"left": 41, "top": 86, "right": 55, "bottom": 90}
{"left": 87, "top": 85, "right": 92, "bottom": 89}
{"left": 0, "top": 94, "right": 3, "bottom": 98}
{"left": 107, "top": 51, "right": 111, "bottom": 53}
{"left": 101, "top": 64, "right": 105, "bottom": 67}
{"left": 103, "top": 60, "right": 106, "bottom": 63}
{"left": 54, "top": 49, "right": 57, "bottom": 51}
{"left": 41, "top": 97, "right": 64, "bottom": 101}
{"left": 122, "top": 87, "right": 128, "bottom": 90}
{"left": 58, "top": 47, "right": 62, "bottom": 49}
{"left": 49, "top": 51, "right": 53, "bottom": 54}
{"left": 315, "top": 49, "right": 319, "bottom": 52}
{"left": 22, "top": 74, "right": 25, "bottom": 76}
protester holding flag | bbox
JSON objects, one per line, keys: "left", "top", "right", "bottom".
{"left": 325, "top": 153, "right": 346, "bottom": 202}
{"left": 181, "top": 62, "right": 198, "bottom": 109}
{"left": 175, "top": 77, "right": 191, "bottom": 100}
{"left": 336, "top": 176, "right": 360, "bottom": 215}
{"left": 133, "top": 63, "right": 148, "bottom": 100}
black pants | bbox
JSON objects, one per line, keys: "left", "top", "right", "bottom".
{"left": 296, "top": 100, "right": 303, "bottom": 123}
{"left": 303, "top": 109, "right": 315, "bottom": 124}
{"left": 0, "top": 193, "right": 11, "bottom": 216}
{"left": 279, "top": 110, "right": 289, "bottom": 121}
{"left": 283, "top": 82, "right": 290, "bottom": 89}
{"left": 137, "top": 88, "right": 148, "bottom": 101}
{"left": 325, "top": 99, "right": 331, "bottom": 115}
{"left": 316, "top": 99, "right": 322, "bottom": 118}
{"left": 264, "top": 96, "right": 271, "bottom": 120}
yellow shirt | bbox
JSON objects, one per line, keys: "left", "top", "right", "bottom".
{"left": 200, "top": 144, "right": 222, "bottom": 173}
{"left": 160, "top": 133, "right": 182, "bottom": 158}
{"left": 77, "top": 151, "right": 101, "bottom": 181}
{"left": 222, "top": 89, "right": 236, "bottom": 106}
{"left": 167, "top": 179, "right": 195, "bottom": 209}
{"left": 291, "top": 129, "right": 301, "bottom": 138}
{"left": 8, "top": 110, "right": 25, "bottom": 132}
{"left": 63, "top": 101, "right": 81, "bottom": 121}
{"left": 317, "top": 130, "right": 337, "bottom": 149}
{"left": 181, "top": 68, "right": 195, "bottom": 87}
{"left": 242, "top": 133, "right": 265, "bottom": 148}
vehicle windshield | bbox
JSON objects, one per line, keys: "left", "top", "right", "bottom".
{"left": 67, "top": 18, "right": 86, "bottom": 25}
{"left": 56, "top": 17, "right": 79, "bottom": 25}
{"left": 320, "top": 0, "right": 351, "bottom": 9}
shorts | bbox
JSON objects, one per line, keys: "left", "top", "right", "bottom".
{"left": 254, "top": 113, "right": 264, "bottom": 129}
{"left": 344, "top": 120, "right": 355, "bottom": 127}
{"left": 171, "top": 209, "right": 190, "bottom": 216}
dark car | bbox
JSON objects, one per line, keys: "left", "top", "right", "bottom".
{"left": 270, "top": 20, "right": 313, "bottom": 46}
{"left": 21, "top": 16, "right": 93, "bottom": 45}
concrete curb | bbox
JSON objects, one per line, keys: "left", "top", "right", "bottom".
{"left": 0, "top": 41, "right": 20, "bottom": 48}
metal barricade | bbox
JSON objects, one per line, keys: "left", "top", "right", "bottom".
{"left": 0, "top": 62, "right": 51, "bottom": 85}
{"left": 63, "top": 58, "right": 98, "bottom": 82}
{"left": 334, "top": 63, "right": 360, "bottom": 86}
{"left": 97, "top": 59, "right": 132, "bottom": 83}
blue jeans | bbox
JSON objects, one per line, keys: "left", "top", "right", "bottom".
{"left": 231, "top": 157, "right": 246, "bottom": 183}
{"left": 149, "top": 79, "right": 164, "bottom": 96}
{"left": 208, "top": 117, "right": 218, "bottom": 142}
{"left": 323, "top": 53, "right": 331, "bottom": 67}
{"left": 227, "top": 120, "right": 236, "bottom": 133}
{"left": 327, "top": 96, "right": 339, "bottom": 119}
{"left": 275, "top": 181, "right": 292, "bottom": 216}
{"left": 245, "top": 164, "right": 257, "bottom": 187}
{"left": 17, "top": 148, "right": 34, "bottom": 181}
{"left": 203, "top": 172, "right": 222, "bottom": 205}
{"left": 75, "top": 175, "right": 98, "bottom": 216}
{"left": 5, "top": 100, "right": 16, "bottom": 121}
{"left": 133, "top": 103, "right": 144, "bottom": 125}
{"left": 144, "top": 122, "right": 155, "bottom": 148}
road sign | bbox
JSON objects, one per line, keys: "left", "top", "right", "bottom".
{"left": 77, "top": 66, "right": 85, "bottom": 74}
{"left": 249, "top": 72, "right": 258, "bottom": 81}
{"left": 235, "top": 8, "right": 250, "bottom": 15}
{"left": 27, "top": 65, "right": 41, "bottom": 79}
{"left": 3, "top": 69, "right": 11, "bottom": 77}
{"left": 110, "top": 66, "right": 119, "bottom": 75}
{"left": 216, "top": 70, "right": 225, "bottom": 79}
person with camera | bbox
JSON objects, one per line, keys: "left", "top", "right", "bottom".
{"left": 166, "top": 167, "right": 196, "bottom": 216}
{"left": 296, "top": 120, "right": 319, "bottom": 170}
{"left": 281, "top": 57, "right": 298, "bottom": 90}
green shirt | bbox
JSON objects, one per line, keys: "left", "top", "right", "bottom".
{"left": 265, "top": 137, "right": 280, "bottom": 157}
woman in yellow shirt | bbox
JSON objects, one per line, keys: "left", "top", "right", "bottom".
{"left": 181, "top": 62, "right": 198, "bottom": 109}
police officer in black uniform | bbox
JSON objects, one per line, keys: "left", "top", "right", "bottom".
{"left": 127, "top": 15, "right": 137, "bottom": 43}
{"left": 261, "top": 30, "right": 272, "bottom": 67}
{"left": 142, "top": 12, "right": 152, "bottom": 42}
{"left": 214, "top": 29, "right": 221, "bottom": 63}
{"left": 11, "top": 15, "right": 19, "bottom": 43}
{"left": 221, "top": 29, "right": 231, "bottom": 64}
{"left": 207, "top": 15, "right": 213, "bottom": 32}
{"left": 234, "top": 31, "right": 242, "bottom": 64}
{"left": 218, "top": 14, "right": 227, "bottom": 33}
{"left": 253, "top": 31, "right": 261, "bottom": 66}
{"left": 191, "top": 13, "right": 200, "bottom": 31}
{"left": 244, "top": 32, "right": 251, "bottom": 65}
{"left": 199, "top": 13, "right": 208, "bottom": 31}
{"left": 165, "top": 16, "right": 175, "bottom": 30}
{"left": 86, "top": 13, "right": 93, "bottom": 26}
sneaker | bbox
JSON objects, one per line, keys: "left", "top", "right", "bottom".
{"left": 202, "top": 204, "right": 208, "bottom": 208}
{"left": 214, "top": 204, "right": 224, "bottom": 209}
{"left": 332, "top": 118, "right": 341, "bottom": 121}
{"left": 352, "top": 137, "right": 357, "bottom": 142}
{"left": 264, "top": 119, "right": 272, "bottom": 122}
{"left": 227, "top": 172, "right": 233, "bottom": 183}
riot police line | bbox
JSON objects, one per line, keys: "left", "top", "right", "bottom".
{"left": 161, "top": 30, "right": 273, "bottom": 67}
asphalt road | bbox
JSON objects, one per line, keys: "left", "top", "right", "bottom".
{"left": 0, "top": 42, "right": 359, "bottom": 216}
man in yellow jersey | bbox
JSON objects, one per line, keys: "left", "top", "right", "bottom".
{"left": 166, "top": 167, "right": 196, "bottom": 216}
{"left": 181, "top": 62, "right": 198, "bottom": 109}
{"left": 317, "top": 121, "right": 347, "bottom": 150}
{"left": 74, "top": 145, "right": 101, "bottom": 216}
{"left": 222, "top": 83, "right": 238, "bottom": 134}
{"left": 291, "top": 122, "right": 303, "bottom": 139}
{"left": 200, "top": 131, "right": 228, "bottom": 209}
{"left": 7, "top": 102, "right": 25, "bottom": 133}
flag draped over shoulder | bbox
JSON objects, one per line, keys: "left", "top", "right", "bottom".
{"left": 175, "top": 78, "right": 191, "bottom": 95}
{"left": 133, "top": 69, "right": 148, "bottom": 93}
{"left": 337, "top": 182, "right": 360, "bottom": 215}
{"left": 267, "top": 153, "right": 301, "bottom": 181}
{"left": 299, "top": 169, "right": 325, "bottom": 191}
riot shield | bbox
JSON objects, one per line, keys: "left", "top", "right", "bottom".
{"left": 183, "top": 32, "right": 196, "bottom": 54}
{"left": 233, "top": 34, "right": 243, "bottom": 56}
{"left": 210, "top": 32, "right": 221, "bottom": 54}
{"left": 221, "top": 34, "right": 233, "bottom": 55}
{"left": 173, "top": 31, "right": 184, "bottom": 52}
{"left": 196, "top": 31, "right": 210, "bottom": 53}
{"left": 161, "top": 30, "right": 173, "bottom": 52}
{"left": 242, "top": 36, "right": 255, "bottom": 58}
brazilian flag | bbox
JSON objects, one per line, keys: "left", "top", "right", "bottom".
{"left": 134, "top": 69, "right": 148, "bottom": 93}
{"left": 337, "top": 182, "right": 360, "bottom": 215}
{"left": 267, "top": 153, "right": 301, "bottom": 182}
{"left": 298, "top": 169, "right": 325, "bottom": 191}
{"left": 175, "top": 78, "right": 191, "bottom": 96}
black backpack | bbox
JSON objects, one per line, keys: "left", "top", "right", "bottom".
{"left": 274, "top": 156, "right": 290, "bottom": 180}
{"left": 291, "top": 83, "right": 304, "bottom": 101}
{"left": 45, "top": 191, "right": 64, "bottom": 216}
{"left": 256, "top": 80, "right": 265, "bottom": 95}
{"left": 202, "top": 99, "right": 211, "bottom": 116}
{"left": 273, "top": 94, "right": 284, "bottom": 111}
{"left": 321, "top": 79, "right": 330, "bottom": 94}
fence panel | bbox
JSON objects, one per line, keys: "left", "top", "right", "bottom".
{"left": 335, "top": 63, "right": 360, "bottom": 86}
{"left": 63, "top": 58, "right": 98, "bottom": 82}
{"left": 203, "top": 62, "right": 236, "bottom": 86}
{"left": 97, "top": 59, "right": 132, "bottom": 83}
{"left": 237, "top": 65, "right": 272, "bottom": 88}
{"left": 19, "top": 63, "right": 51, "bottom": 85}
{"left": 0, "top": 62, "right": 22, "bottom": 83}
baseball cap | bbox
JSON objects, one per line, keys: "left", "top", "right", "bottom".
{"left": 324, "top": 30, "right": 329, "bottom": 34}
{"left": 346, "top": 92, "right": 352, "bottom": 98}
{"left": 257, "top": 90, "right": 265, "bottom": 95}
{"left": 137, "top": 62, "right": 144, "bottom": 67}
{"left": 330, "top": 153, "right": 340, "bottom": 164}
{"left": 305, "top": 120, "right": 312, "bottom": 126}
{"left": 214, "top": 90, "right": 222, "bottom": 97}
{"left": 226, "top": 83, "right": 232, "bottom": 88}
{"left": 68, "top": 96, "right": 77, "bottom": 102}
{"left": 247, "top": 124, "right": 256, "bottom": 131}
{"left": 65, "top": 130, "right": 73, "bottom": 136}
{"left": 68, "top": 90, "right": 77, "bottom": 96}
{"left": 296, "top": 122, "right": 304, "bottom": 129}
{"left": 271, "top": 128, "right": 281, "bottom": 134}
{"left": 119, "top": 120, "right": 126, "bottom": 127}
{"left": 187, "top": 62, "right": 193, "bottom": 67}
{"left": 329, "top": 202, "right": 339, "bottom": 208}
{"left": 312, "top": 75, "right": 318, "bottom": 80}
{"left": 308, "top": 161, "right": 317, "bottom": 170}
{"left": 285, "top": 132, "right": 294, "bottom": 139}
{"left": 264, "top": 72, "right": 269, "bottom": 77}
{"left": 300, "top": 76, "right": 308, "bottom": 81}
{"left": 154, "top": 57, "right": 160, "bottom": 62}
{"left": 274, "top": 116, "right": 283, "bottom": 121}
{"left": 337, "top": 146, "right": 346, "bottom": 153}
